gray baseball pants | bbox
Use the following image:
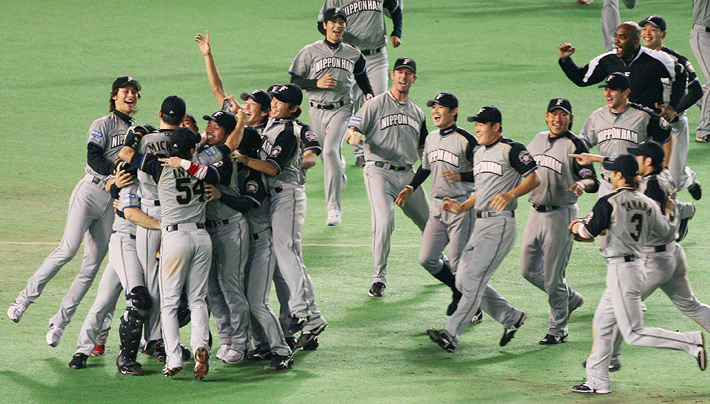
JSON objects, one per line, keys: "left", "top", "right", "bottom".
{"left": 136, "top": 203, "right": 162, "bottom": 342}
{"left": 668, "top": 115, "right": 697, "bottom": 191}
{"left": 690, "top": 24, "right": 710, "bottom": 139}
{"left": 601, "top": 0, "right": 637, "bottom": 52}
{"left": 419, "top": 197, "right": 474, "bottom": 275}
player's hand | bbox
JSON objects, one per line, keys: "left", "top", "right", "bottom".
{"left": 205, "top": 184, "right": 222, "bottom": 202}
{"left": 159, "top": 157, "right": 184, "bottom": 168}
{"left": 143, "top": 124, "right": 157, "bottom": 133}
{"left": 664, "top": 196, "right": 675, "bottom": 217}
{"left": 655, "top": 103, "right": 677, "bottom": 123}
{"left": 195, "top": 30, "right": 211, "bottom": 56}
{"left": 567, "top": 181, "right": 585, "bottom": 196}
{"left": 114, "top": 168, "right": 134, "bottom": 188}
{"left": 224, "top": 95, "right": 242, "bottom": 114}
{"left": 441, "top": 197, "right": 463, "bottom": 214}
{"left": 390, "top": 36, "right": 402, "bottom": 48}
{"left": 230, "top": 150, "right": 249, "bottom": 164}
{"left": 317, "top": 73, "right": 337, "bottom": 89}
{"left": 442, "top": 169, "right": 461, "bottom": 184}
{"left": 569, "top": 153, "right": 599, "bottom": 166}
{"left": 346, "top": 128, "right": 364, "bottom": 146}
{"left": 395, "top": 185, "right": 413, "bottom": 207}
{"left": 490, "top": 192, "right": 513, "bottom": 211}
{"left": 113, "top": 199, "right": 120, "bottom": 210}
{"left": 558, "top": 43, "right": 575, "bottom": 60}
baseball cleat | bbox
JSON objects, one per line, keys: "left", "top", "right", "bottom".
{"left": 577, "top": 0, "right": 593, "bottom": 4}
{"left": 46, "top": 323, "right": 64, "bottom": 347}
{"left": 264, "top": 353, "right": 294, "bottom": 371}
{"left": 7, "top": 300, "right": 27, "bottom": 323}
{"left": 162, "top": 365, "right": 183, "bottom": 377}
{"left": 695, "top": 332, "right": 706, "bottom": 371}
{"left": 285, "top": 337, "right": 297, "bottom": 351}
{"left": 117, "top": 356, "right": 144, "bottom": 376}
{"left": 539, "top": 333, "right": 568, "bottom": 345}
{"left": 326, "top": 209, "right": 342, "bottom": 226}
{"left": 68, "top": 353, "right": 88, "bottom": 369}
{"left": 302, "top": 336, "right": 319, "bottom": 351}
{"left": 471, "top": 308, "right": 483, "bottom": 325}
{"left": 215, "top": 343, "right": 229, "bottom": 361}
{"left": 368, "top": 282, "right": 386, "bottom": 297}
{"left": 677, "top": 218, "right": 691, "bottom": 242}
{"left": 696, "top": 134, "right": 710, "bottom": 143}
{"left": 688, "top": 182, "right": 702, "bottom": 200}
{"left": 288, "top": 315, "right": 311, "bottom": 335}
{"left": 446, "top": 291, "right": 462, "bottom": 316}
{"left": 568, "top": 295, "right": 584, "bottom": 316}
{"left": 427, "top": 329, "right": 455, "bottom": 353}
{"left": 222, "top": 349, "right": 245, "bottom": 364}
{"left": 193, "top": 347, "right": 209, "bottom": 380}
{"left": 245, "top": 346, "right": 273, "bottom": 361}
{"left": 91, "top": 344, "right": 105, "bottom": 357}
{"left": 295, "top": 322, "right": 328, "bottom": 349}
{"left": 500, "top": 312, "right": 526, "bottom": 347}
{"left": 180, "top": 344, "right": 192, "bottom": 361}
{"left": 572, "top": 382, "right": 610, "bottom": 394}
{"left": 355, "top": 156, "right": 366, "bottom": 167}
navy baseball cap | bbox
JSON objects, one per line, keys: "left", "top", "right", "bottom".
{"left": 269, "top": 83, "right": 303, "bottom": 106}
{"left": 639, "top": 15, "right": 666, "bottom": 31}
{"left": 240, "top": 90, "right": 272, "bottom": 109}
{"left": 599, "top": 72, "right": 631, "bottom": 90}
{"left": 203, "top": 110, "right": 237, "bottom": 133}
{"left": 603, "top": 153, "right": 639, "bottom": 176}
{"left": 170, "top": 127, "right": 201, "bottom": 153}
{"left": 161, "top": 95, "right": 186, "bottom": 119}
{"left": 629, "top": 140, "right": 665, "bottom": 165}
{"left": 393, "top": 57, "right": 416, "bottom": 74}
{"left": 112, "top": 76, "right": 141, "bottom": 91}
{"left": 323, "top": 7, "right": 347, "bottom": 22}
{"left": 467, "top": 106, "right": 502, "bottom": 124}
{"left": 547, "top": 97, "right": 572, "bottom": 114}
{"left": 427, "top": 92, "right": 458, "bottom": 109}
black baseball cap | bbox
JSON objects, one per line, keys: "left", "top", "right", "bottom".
{"left": 598, "top": 72, "right": 631, "bottom": 90}
{"left": 323, "top": 7, "right": 347, "bottom": 22}
{"left": 602, "top": 153, "right": 639, "bottom": 176}
{"left": 547, "top": 97, "right": 572, "bottom": 114}
{"left": 112, "top": 76, "right": 141, "bottom": 91}
{"left": 629, "top": 140, "right": 665, "bottom": 165}
{"left": 639, "top": 15, "right": 666, "bottom": 31}
{"left": 467, "top": 106, "right": 502, "bottom": 124}
{"left": 161, "top": 95, "right": 186, "bottom": 119}
{"left": 203, "top": 110, "right": 237, "bottom": 133}
{"left": 170, "top": 127, "right": 201, "bottom": 153}
{"left": 269, "top": 83, "right": 303, "bottom": 106}
{"left": 240, "top": 90, "right": 272, "bottom": 109}
{"left": 427, "top": 92, "right": 458, "bottom": 109}
{"left": 393, "top": 57, "right": 416, "bottom": 74}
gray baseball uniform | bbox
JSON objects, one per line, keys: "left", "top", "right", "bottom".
{"left": 444, "top": 137, "right": 536, "bottom": 346}
{"left": 601, "top": 0, "right": 638, "bottom": 52}
{"left": 578, "top": 187, "right": 702, "bottom": 393}
{"left": 580, "top": 103, "right": 671, "bottom": 196}
{"left": 349, "top": 91, "right": 431, "bottom": 286}
{"left": 290, "top": 39, "right": 369, "bottom": 215}
{"left": 13, "top": 111, "right": 131, "bottom": 332}
{"left": 690, "top": 0, "right": 710, "bottom": 140}
{"left": 521, "top": 130, "right": 597, "bottom": 338}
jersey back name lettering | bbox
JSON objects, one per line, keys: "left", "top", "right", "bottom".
{"left": 380, "top": 113, "right": 419, "bottom": 130}
{"left": 314, "top": 57, "right": 354, "bottom": 73}
{"left": 597, "top": 128, "right": 639, "bottom": 144}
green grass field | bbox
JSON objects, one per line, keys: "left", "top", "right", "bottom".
{"left": 2, "top": 0, "right": 709, "bottom": 402}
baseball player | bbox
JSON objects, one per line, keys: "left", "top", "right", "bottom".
{"left": 427, "top": 106, "right": 539, "bottom": 352}
{"left": 394, "top": 92, "right": 477, "bottom": 315}
{"left": 569, "top": 153, "right": 706, "bottom": 394}
{"left": 579, "top": 72, "right": 672, "bottom": 197}
{"left": 638, "top": 15, "right": 703, "bottom": 200}
{"left": 317, "top": 0, "right": 403, "bottom": 167}
{"left": 558, "top": 22, "right": 685, "bottom": 122}
{"left": 346, "top": 57, "right": 431, "bottom": 297}
{"left": 521, "top": 98, "right": 598, "bottom": 345}
{"left": 690, "top": 0, "right": 710, "bottom": 142}
{"left": 181, "top": 113, "right": 199, "bottom": 132}
{"left": 8, "top": 77, "right": 140, "bottom": 348}
{"left": 290, "top": 7, "right": 374, "bottom": 226}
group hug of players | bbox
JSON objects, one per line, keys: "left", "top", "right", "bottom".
{"left": 5, "top": 4, "right": 710, "bottom": 393}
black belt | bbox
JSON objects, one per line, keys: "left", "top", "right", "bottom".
{"left": 205, "top": 219, "right": 230, "bottom": 228}
{"left": 92, "top": 176, "right": 102, "bottom": 184}
{"left": 475, "top": 211, "right": 515, "bottom": 218}
{"left": 273, "top": 186, "right": 283, "bottom": 194}
{"left": 251, "top": 233, "right": 260, "bottom": 241}
{"left": 143, "top": 199, "right": 160, "bottom": 207}
{"left": 362, "top": 47, "right": 384, "bottom": 56}
{"left": 374, "top": 161, "right": 410, "bottom": 172}
{"left": 112, "top": 231, "right": 136, "bottom": 239}
{"left": 532, "top": 204, "right": 559, "bottom": 212}
{"left": 654, "top": 245, "right": 667, "bottom": 253}
{"left": 165, "top": 223, "right": 205, "bottom": 232}
{"left": 309, "top": 100, "right": 346, "bottom": 110}
{"left": 624, "top": 255, "right": 635, "bottom": 262}
{"left": 705, "top": 26, "right": 710, "bottom": 32}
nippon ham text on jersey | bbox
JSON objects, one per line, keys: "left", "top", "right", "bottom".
{"left": 314, "top": 57, "right": 354, "bottom": 74}
{"left": 598, "top": 128, "right": 640, "bottom": 144}
{"left": 474, "top": 161, "right": 503, "bottom": 176}
{"left": 380, "top": 114, "right": 419, "bottom": 130}
{"left": 110, "top": 132, "right": 126, "bottom": 149}
{"left": 342, "top": 0, "right": 382, "bottom": 15}
{"left": 428, "top": 149, "right": 460, "bottom": 168}
{"left": 533, "top": 154, "right": 563, "bottom": 175}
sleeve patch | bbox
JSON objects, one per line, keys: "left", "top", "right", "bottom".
{"left": 89, "top": 130, "right": 104, "bottom": 143}
{"left": 245, "top": 180, "right": 259, "bottom": 194}
{"left": 204, "top": 148, "right": 215, "bottom": 157}
{"left": 270, "top": 145, "right": 283, "bottom": 158}
{"left": 305, "top": 129, "right": 318, "bottom": 142}
{"left": 660, "top": 118, "right": 669, "bottom": 130}
{"left": 518, "top": 150, "right": 533, "bottom": 165}
{"left": 579, "top": 168, "right": 593, "bottom": 178}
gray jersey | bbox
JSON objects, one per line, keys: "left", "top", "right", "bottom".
{"left": 290, "top": 40, "right": 364, "bottom": 104}
{"left": 205, "top": 160, "right": 242, "bottom": 222}
{"left": 86, "top": 113, "right": 133, "bottom": 179}
{"left": 640, "top": 169, "right": 681, "bottom": 247}
{"left": 260, "top": 118, "right": 304, "bottom": 190}
{"left": 114, "top": 183, "right": 140, "bottom": 236}
{"left": 694, "top": 0, "right": 710, "bottom": 26}
{"left": 527, "top": 131, "right": 597, "bottom": 206}
{"left": 320, "top": 0, "right": 389, "bottom": 50}
{"left": 349, "top": 91, "right": 427, "bottom": 166}
{"left": 422, "top": 125, "right": 476, "bottom": 199}
{"left": 473, "top": 137, "right": 537, "bottom": 212}
{"left": 580, "top": 103, "right": 671, "bottom": 177}
{"left": 583, "top": 187, "right": 672, "bottom": 258}
{"left": 137, "top": 130, "right": 173, "bottom": 201}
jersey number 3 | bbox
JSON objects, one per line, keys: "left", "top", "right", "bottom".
{"left": 176, "top": 178, "right": 205, "bottom": 204}
{"left": 629, "top": 213, "right": 643, "bottom": 242}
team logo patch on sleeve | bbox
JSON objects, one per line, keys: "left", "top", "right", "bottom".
{"left": 518, "top": 150, "right": 533, "bottom": 164}
{"left": 123, "top": 193, "right": 137, "bottom": 200}
{"left": 204, "top": 148, "right": 215, "bottom": 157}
{"left": 89, "top": 130, "right": 104, "bottom": 143}
{"left": 349, "top": 116, "right": 363, "bottom": 126}
{"left": 270, "top": 145, "right": 282, "bottom": 158}
{"left": 579, "top": 168, "right": 593, "bottom": 178}
{"left": 212, "top": 161, "right": 223, "bottom": 168}
{"left": 246, "top": 180, "right": 259, "bottom": 194}
{"left": 659, "top": 118, "right": 669, "bottom": 129}
{"left": 305, "top": 130, "right": 317, "bottom": 142}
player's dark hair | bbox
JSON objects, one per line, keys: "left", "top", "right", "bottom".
{"left": 162, "top": 113, "right": 182, "bottom": 126}
{"left": 621, "top": 173, "right": 640, "bottom": 189}
{"left": 651, "top": 160, "right": 663, "bottom": 172}
{"left": 259, "top": 103, "right": 270, "bottom": 114}
{"left": 290, "top": 104, "right": 302, "bottom": 119}
{"left": 108, "top": 88, "right": 141, "bottom": 113}
{"left": 171, "top": 147, "right": 193, "bottom": 160}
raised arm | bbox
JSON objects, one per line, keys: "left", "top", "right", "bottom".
{"left": 195, "top": 30, "right": 227, "bottom": 106}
